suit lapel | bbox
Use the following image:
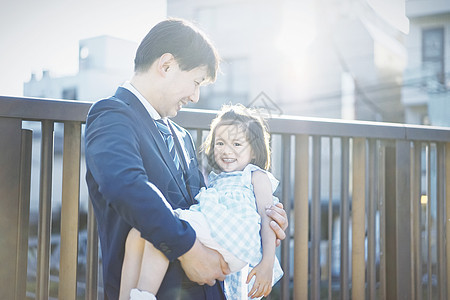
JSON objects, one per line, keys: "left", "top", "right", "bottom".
{"left": 113, "top": 87, "right": 190, "bottom": 201}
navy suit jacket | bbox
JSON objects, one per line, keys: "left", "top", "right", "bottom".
{"left": 85, "top": 87, "right": 224, "bottom": 300}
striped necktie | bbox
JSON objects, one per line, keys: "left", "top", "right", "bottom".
{"left": 154, "top": 119, "right": 182, "bottom": 173}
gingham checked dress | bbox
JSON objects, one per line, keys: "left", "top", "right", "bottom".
{"left": 188, "top": 164, "right": 283, "bottom": 299}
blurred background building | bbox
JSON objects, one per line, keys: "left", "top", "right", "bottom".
{"left": 24, "top": 35, "right": 136, "bottom": 102}
{"left": 403, "top": 0, "right": 450, "bottom": 126}
{"left": 24, "top": 0, "right": 449, "bottom": 126}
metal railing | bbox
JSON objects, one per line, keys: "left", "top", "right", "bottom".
{"left": 1, "top": 95, "right": 449, "bottom": 300}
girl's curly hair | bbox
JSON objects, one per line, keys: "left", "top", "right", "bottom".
{"left": 201, "top": 104, "right": 271, "bottom": 171}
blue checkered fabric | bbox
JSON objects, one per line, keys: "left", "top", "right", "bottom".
{"left": 155, "top": 119, "right": 181, "bottom": 172}
{"left": 189, "top": 164, "right": 283, "bottom": 299}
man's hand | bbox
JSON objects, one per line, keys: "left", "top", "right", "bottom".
{"left": 178, "top": 239, "right": 230, "bottom": 286}
{"left": 265, "top": 202, "right": 288, "bottom": 246}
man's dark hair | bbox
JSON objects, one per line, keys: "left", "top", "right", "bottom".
{"left": 134, "top": 18, "right": 220, "bottom": 82}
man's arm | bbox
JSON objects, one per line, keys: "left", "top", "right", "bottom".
{"left": 85, "top": 99, "right": 195, "bottom": 259}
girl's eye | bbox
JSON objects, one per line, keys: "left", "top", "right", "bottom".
{"left": 215, "top": 141, "right": 224, "bottom": 146}
{"left": 234, "top": 142, "right": 242, "bottom": 147}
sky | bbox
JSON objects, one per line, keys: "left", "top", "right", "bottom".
{"left": 0, "top": 0, "right": 166, "bottom": 96}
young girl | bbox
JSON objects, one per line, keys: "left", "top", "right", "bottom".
{"left": 120, "top": 104, "right": 283, "bottom": 300}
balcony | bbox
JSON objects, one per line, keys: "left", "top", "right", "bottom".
{"left": 1, "top": 95, "right": 449, "bottom": 300}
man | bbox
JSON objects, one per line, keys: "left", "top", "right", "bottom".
{"left": 85, "top": 18, "right": 288, "bottom": 300}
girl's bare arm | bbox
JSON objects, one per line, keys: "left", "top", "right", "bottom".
{"left": 247, "top": 170, "right": 276, "bottom": 298}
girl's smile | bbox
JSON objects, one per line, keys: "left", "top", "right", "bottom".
{"left": 213, "top": 124, "right": 255, "bottom": 172}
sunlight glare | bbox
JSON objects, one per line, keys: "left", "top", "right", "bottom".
{"left": 276, "top": 1, "right": 317, "bottom": 59}
{"left": 275, "top": 0, "right": 317, "bottom": 83}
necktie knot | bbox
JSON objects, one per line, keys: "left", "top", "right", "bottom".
{"left": 155, "top": 119, "right": 171, "bottom": 137}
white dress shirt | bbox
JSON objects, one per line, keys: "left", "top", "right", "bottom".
{"left": 121, "top": 81, "right": 163, "bottom": 121}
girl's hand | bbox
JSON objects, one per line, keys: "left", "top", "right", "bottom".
{"left": 246, "top": 262, "right": 273, "bottom": 299}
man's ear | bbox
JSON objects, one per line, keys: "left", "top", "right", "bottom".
{"left": 157, "top": 53, "right": 175, "bottom": 77}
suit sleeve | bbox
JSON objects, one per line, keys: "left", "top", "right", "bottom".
{"left": 85, "top": 99, "right": 195, "bottom": 261}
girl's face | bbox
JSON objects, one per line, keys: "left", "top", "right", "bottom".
{"left": 213, "top": 124, "right": 255, "bottom": 172}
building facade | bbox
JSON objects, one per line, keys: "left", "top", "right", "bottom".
{"left": 23, "top": 35, "right": 137, "bottom": 102}
{"left": 402, "top": 0, "right": 450, "bottom": 126}
{"left": 22, "top": 1, "right": 449, "bottom": 125}
{"left": 167, "top": 0, "right": 411, "bottom": 122}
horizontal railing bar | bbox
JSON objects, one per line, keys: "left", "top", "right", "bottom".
{"left": 0, "top": 96, "right": 92, "bottom": 122}
{"left": 405, "top": 125, "right": 450, "bottom": 142}
{"left": 176, "top": 110, "right": 450, "bottom": 142}
{"left": 1, "top": 96, "right": 449, "bottom": 142}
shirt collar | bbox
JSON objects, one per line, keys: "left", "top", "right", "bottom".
{"left": 121, "top": 81, "right": 163, "bottom": 120}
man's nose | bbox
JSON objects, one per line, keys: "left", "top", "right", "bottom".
{"left": 189, "top": 86, "right": 200, "bottom": 103}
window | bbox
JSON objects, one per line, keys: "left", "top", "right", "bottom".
{"left": 422, "top": 27, "right": 445, "bottom": 87}
{"left": 62, "top": 87, "right": 78, "bottom": 100}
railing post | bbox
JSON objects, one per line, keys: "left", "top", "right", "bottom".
{"left": 446, "top": 142, "right": 450, "bottom": 299}
{"left": 280, "top": 134, "right": 291, "bottom": 300}
{"left": 294, "top": 135, "right": 309, "bottom": 300}
{"left": 311, "top": 136, "right": 321, "bottom": 299}
{"left": 378, "top": 143, "right": 387, "bottom": 299}
{"left": 385, "top": 140, "right": 412, "bottom": 299}
{"left": 59, "top": 121, "right": 81, "bottom": 300}
{"left": 367, "top": 139, "right": 377, "bottom": 300}
{"left": 0, "top": 117, "right": 32, "bottom": 300}
{"left": 86, "top": 200, "right": 99, "bottom": 300}
{"left": 436, "top": 142, "right": 447, "bottom": 300}
{"left": 411, "top": 142, "right": 422, "bottom": 300}
{"left": 16, "top": 129, "right": 33, "bottom": 299}
{"left": 36, "top": 120, "right": 54, "bottom": 300}
{"left": 340, "top": 137, "right": 350, "bottom": 300}
{"left": 426, "top": 144, "right": 432, "bottom": 299}
{"left": 352, "top": 138, "right": 366, "bottom": 299}
{"left": 327, "top": 137, "right": 334, "bottom": 300}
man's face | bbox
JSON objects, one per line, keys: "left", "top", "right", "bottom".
{"left": 213, "top": 124, "right": 255, "bottom": 172}
{"left": 158, "top": 63, "right": 208, "bottom": 118}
